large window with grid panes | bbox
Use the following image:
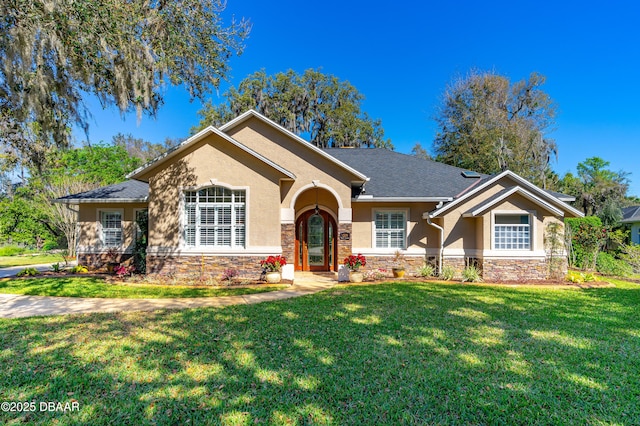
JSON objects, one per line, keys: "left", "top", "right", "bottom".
{"left": 494, "top": 214, "right": 531, "bottom": 250}
{"left": 184, "top": 187, "right": 246, "bottom": 248}
{"left": 374, "top": 210, "right": 407, "bottom": 249}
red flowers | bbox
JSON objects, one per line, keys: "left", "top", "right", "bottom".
{"left": 343, "top": 253, "right": 367, "bottom": 271}
{"left": 260, "top": 255, "right": 287, "bottom": 272}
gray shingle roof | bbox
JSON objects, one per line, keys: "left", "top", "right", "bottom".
{"left": 323, "top": 148, "right": 486, "bottom": 198}
{"left": 55, "top": 180, "right": 149, "bottom": 203}
{"left": 622, "top": 206, "right": 640, "bottom": 223}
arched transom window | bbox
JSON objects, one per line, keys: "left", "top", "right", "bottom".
{"left": 184, "top": 187, "right": 246, "bottom": 248}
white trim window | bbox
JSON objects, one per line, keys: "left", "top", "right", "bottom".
{"left": 100, "top": 211, "right": 123, "bottom": 246}
{"left": 374, "top": 210, "right": 407, "bottom": 249}
{"left": 184, "top": 187, "right": 246, "bottom": 248}
{"left": 494, "top": 214, "right": 531, "bottom": 250}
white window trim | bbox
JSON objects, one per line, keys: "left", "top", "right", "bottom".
{"left": 491, "top": 210, "right": 535, "bottom": 251}
{"left": 371, "top": 208, "right": 409, "bottom": 250}
{"left": 179, "top": 183, "right": 250, "bottom": 250}
{"left": 97, "top": 208, "right": 124, "bottom": 248}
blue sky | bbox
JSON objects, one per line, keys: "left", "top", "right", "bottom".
{"left": 78, "top": 0, "right": 640, "bottom": 196}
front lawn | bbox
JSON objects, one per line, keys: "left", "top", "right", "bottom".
{"left": 0, "top": 276, "right": 287, "bottom": 299}
{"left": 0, "top": 254, "right": 65, "bottom": 268}
{"left": 1, "top": 280, "right": 639, "bottom": 424}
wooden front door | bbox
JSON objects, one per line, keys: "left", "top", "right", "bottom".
{"left": 295, "top": 210, "right": 337, "bottom": 271}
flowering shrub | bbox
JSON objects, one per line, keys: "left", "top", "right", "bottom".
{"left": 260, "top": 255, "right": 287, "bottom": 272}
{"left": 343, "top": 253, "right": 367, "bottom": 271}
{"left": 364, "top": 268, "right": 387, "bottom": 281}
{"left": 114, "top": 265, "right": 134, "bottom": 278}
{"left": 221, "top": 268, "right": 238, "bottom": 283}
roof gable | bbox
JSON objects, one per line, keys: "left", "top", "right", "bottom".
{"left": 126, "top": 125, "right": 295, "bottom": 181}
{"left": 220, "top": 110, "right": 369, "bottom": 182}
{"left": 462, "top": 186, "right": 564, "bottom": 217}
{"left": 427, "top": 170, "right": 584, "bottom": 218}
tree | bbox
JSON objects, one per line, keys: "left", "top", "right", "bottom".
{"left": 112, "top": 133, "right": 175, "bottom": 164}
{"left": 411, "top": 142, "right": 431, "bottom": 160}
{"left": 0, "top": 189, "right": 56, "bottom": 248}
{"left": 0, "top": 144, "right": 144, "bottom": 254}
{"left": 38, "top": 144, "right": 143, "bottom": 254}
{"left": 196, "top": 69, "right": 392, "bottom": 149}
{"left": 0, "top": 0, "right": 250, "bottom": 171}
{"left": 433, "top": 70, "right": 557, "bottom": 187}
{"left": 559, "top": 157, "right": 629, "bottom": 220}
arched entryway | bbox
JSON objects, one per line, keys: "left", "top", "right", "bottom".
{"left": 295, "top": 209, "right": 338, "bottom": 271}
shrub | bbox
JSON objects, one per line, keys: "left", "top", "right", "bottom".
{"left": 70, "top": 265, "right": 89, "bottom": 274}
{"left": 439, "top": 265, "right": 455, "bottom": 281}
{"left": 221, "top": 269, "right": 238, "bottom": 284}
{"left": 114, "top": 265, "right": 135, "bottom": 278}
{"left": 416, "top": 263, "right": 435, "bottom": 278}
{"left": 565, "top": 216, "right": 607, "bottom": 270}
{"left": 0, "top": 245, "right": 26, "bottom": 256}
{"left": 16, "top": 267, "right": 39, "bottom": 277}
{"left": 566, "top": 271, "right": 584, "bottom": 283}
{"left": 566, "top": 271, "right": 599, "bottom": 283}
{"left": 461, "top": 265, "right": 483, "bottom": 282}
{"left": 583, "top": 272, "right": 598, "bottom": 282}
{"left": 364, "top": 269, "right": 387, "bottom": 281}
{"left": 50, "top": 263, "right": 61, "bottom": 273}
{"left": 42, "top": 241, "right": 58, "bottom": 251}
{"left": 596, "top": 252, "right": 632, "bottom": 277}
{"left": 619, "top": 243, "right": 640, "bottom": 273}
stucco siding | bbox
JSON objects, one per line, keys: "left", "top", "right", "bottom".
{"left": 77, "top": 202, "right": 148, "bottom": 251}
{"left": 226, "top": 117, "right": 355, "bottom": 210}
{"left": 147, "top": 134, "right": 284, "bottom": 249}
{"left": 351, "top": 202, "right": 439, "bottom": 252}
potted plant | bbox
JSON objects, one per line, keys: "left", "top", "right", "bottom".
{"left": 344, "top": 253, "right": 367, "bottom": 283}
{"left": 392, "top": 250, "right": 406, "bottom": 278}
{"left": 260, "top": 255, "right": 287, "bottom": 283}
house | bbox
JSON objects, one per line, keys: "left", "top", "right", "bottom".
{"left": 622, "top": 206, "right": 640, "bottom": 245}
{"left": 57, "top": 110, "right": 583, "bottom": 281}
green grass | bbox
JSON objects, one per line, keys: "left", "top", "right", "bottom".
{"left": 0, "top": 254, "right": 65, "bottom": 268}
{"left": 0, "top": 276, "right": 287, "bottom": 299}
{"left": 1, "top": 280, "right": 640, "bottom": 425}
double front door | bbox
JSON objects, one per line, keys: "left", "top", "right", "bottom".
{"left": 295, "top": 210, "right": 337, "bottom": 271}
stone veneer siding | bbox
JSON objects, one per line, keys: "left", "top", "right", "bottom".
{"left": 363, "top": 255, "right": 425, "bottom": 278}
{"left": 442, "top": 257, "right": 467, "bottom": 279}
{"left": 280, "top": 223, "right": 295, "bottom": 263}
{"left": 147, "top": 254, "right": 265, "bottom": 280}
{"left": 78, "top": 253, "right": 133, "bottom": 270}
{"left": 482, "top": 257, "right": 551, "bottom": 282}
{"left": 337, "top": 223, "right": 352, "bottom": 264}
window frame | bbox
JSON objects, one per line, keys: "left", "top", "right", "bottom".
{"left": 98, "top": 208, "right": 124, "bottom": 247}
{"left": 491, "top": 211, "right": 533, "bottom": 251}
{"left": 372, "top": 209, "right": 408, "bottom": 250}
{"left": 181, "top": 185, "right": 247, "bottom": 249}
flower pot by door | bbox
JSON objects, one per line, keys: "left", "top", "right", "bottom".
{"left": 265, "top": 271, "right": 282, "bottom": 284}
{"left": 349, "top": 271, "right": 364, "bottom": 283}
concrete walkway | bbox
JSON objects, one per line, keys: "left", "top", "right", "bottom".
{"left": 0, "top": 273, "right": 338, "bottom": 319}
{"left": 0, "top": 261, "right": 77, "bottom": 278}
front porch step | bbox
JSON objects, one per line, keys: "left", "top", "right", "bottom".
{"left": 293, "top": 271, "right": 337, "bottom": 284}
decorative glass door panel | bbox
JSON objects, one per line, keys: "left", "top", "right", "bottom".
{"left": 307, "top": 214, "right": 325, "bottom": 267}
